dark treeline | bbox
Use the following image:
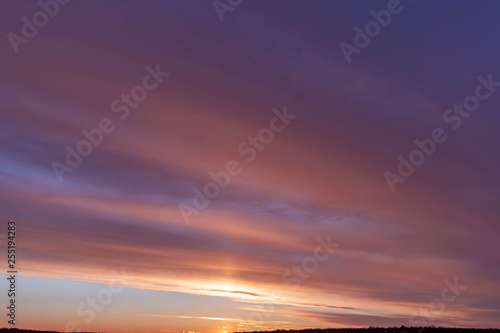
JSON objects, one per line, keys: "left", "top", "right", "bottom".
{"left": 242, "top": 328, "right": 500, "bottom": 333}
{"left": 1, "top": 327, "right": 499, "bottom": 333}
{"left": 0, "top": 329, "right": 98, "bottom": 333}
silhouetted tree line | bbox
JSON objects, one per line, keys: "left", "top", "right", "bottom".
{"left": 1, "top": 327, "right": 499, "bottom": 333}
{"left": 0, "top": 329, "right": 99, "bottom": 333}
{"left": 241, "top": 327, "right": 500, "bottom": 333}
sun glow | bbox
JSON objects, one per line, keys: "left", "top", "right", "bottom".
{"left": 210, "top": 282, "right": 235, "bottom": 291}
{"left": 194, "top": 281, "right": 264, "bottom": 301}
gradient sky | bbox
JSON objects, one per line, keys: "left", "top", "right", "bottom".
{"left": 1, "top": 1, "right": 500, "bottom": 332}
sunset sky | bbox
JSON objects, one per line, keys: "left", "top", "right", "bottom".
{"left": 1, "top": 1, "right": 500, "bottom": 332}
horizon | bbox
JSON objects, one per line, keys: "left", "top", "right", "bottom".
{"left": 2, "top": 326, "right": 500, "bottom": 333}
